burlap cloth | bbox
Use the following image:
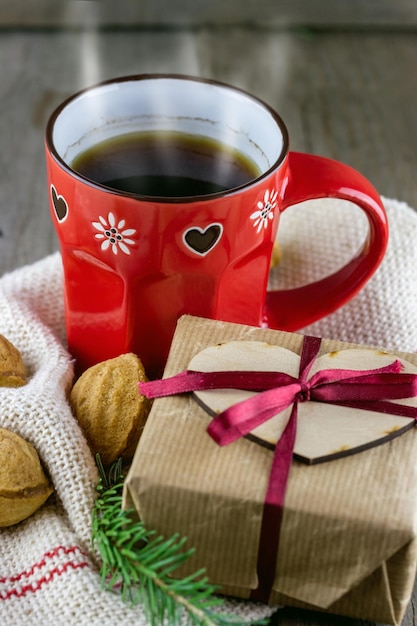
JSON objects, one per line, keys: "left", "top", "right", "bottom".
{"left": 1, "top": 197, "right": 417, "bottom": 625}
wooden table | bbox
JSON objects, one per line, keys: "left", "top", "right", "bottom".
{"left": 0, "top": 17, "right": 416, "bottom": 626}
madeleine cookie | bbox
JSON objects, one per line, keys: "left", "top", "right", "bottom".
{"left": 0, "top": 334, "right": 27, "bottom": 387}
{"left": 0, "top": 427, "right": 53, "bottom": 527}
{"left": 70, "top": 353, "right": 151, "bottom": 465}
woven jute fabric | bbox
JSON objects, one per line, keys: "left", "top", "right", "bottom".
{"left": 0, "top": 197, "right": 416, "bottom": 625}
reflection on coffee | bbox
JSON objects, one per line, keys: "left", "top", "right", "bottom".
{"left": 71, "top": 131, "right": 261, "bottom": 197}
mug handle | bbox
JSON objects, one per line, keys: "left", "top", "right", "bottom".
{"left": 264, "top": 151, "right": 389, "bottom": 330}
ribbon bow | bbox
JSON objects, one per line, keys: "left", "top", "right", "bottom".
{"left": 139, "top": 335, "right": 417, "bottom": 603}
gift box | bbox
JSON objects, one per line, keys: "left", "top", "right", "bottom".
{"left": 123, "top": 315, "right": 417, "bottom": 625}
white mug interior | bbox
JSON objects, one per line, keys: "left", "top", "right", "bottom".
{"left": 50, "top": 75, "right": 287, "bottom": 181}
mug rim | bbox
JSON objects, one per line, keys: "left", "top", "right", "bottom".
{"left": 45, "top": 73, "right": 290, "bottom": 204}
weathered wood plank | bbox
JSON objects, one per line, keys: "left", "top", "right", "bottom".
{"left": 1, "top": 0, "right": 417, "bottom": 28}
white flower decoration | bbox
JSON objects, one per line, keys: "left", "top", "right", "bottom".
{"left": 250, "top": 189, "right": 278, "bottom": 233}
{"left": 92, "top": 212, "right": 136, "bottom": 255}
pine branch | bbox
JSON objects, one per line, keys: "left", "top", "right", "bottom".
{"left": 92, "top": 455, "right": 267, "bottom": 626}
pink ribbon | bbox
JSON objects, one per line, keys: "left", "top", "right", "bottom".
{"left": 139, "top": 335, "right": 417, "bottom": 603}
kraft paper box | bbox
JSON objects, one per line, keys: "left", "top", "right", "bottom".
{"left": 123, "top": 315, "right": 417, "bottom": 625}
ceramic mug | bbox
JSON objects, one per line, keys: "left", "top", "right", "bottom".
{"left": 45, "top": 74, "right": 388, "bottom": 377}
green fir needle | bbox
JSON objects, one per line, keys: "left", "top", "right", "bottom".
{"left": 91, "top": 455, "right": 268, "bottom": 626}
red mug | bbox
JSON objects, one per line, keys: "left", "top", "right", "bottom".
{"left": 45, "top": 74, "right": 388, "bottom": 378}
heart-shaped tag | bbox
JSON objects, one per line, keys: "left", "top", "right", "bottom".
{"left": 188, "top": 341, "right": 417, "bottom": 464}
{"left": 50, "top": 185, "right": 68, "bottom": 223}
{"left": 183, "top": 223, "right": 223, "bottom": 256}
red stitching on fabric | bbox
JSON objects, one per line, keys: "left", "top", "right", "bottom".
{"left": 0, "top": 546, "right": 91, "bottom": 600}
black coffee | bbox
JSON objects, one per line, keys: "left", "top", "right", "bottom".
{"left": 71, "top": 131, "right": 260, "bottom": 197}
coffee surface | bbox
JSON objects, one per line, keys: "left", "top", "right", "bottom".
{"left": 71, "top": 131, "right": 260, "bottom": 197}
